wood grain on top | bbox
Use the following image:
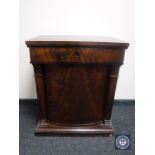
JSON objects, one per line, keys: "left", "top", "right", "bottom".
{"left": 26, "top": 35, "right": 129, "bottom": 49}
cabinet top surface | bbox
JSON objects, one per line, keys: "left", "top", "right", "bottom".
{"left": 26, "top": 35, "right": 129, "bottom": 49}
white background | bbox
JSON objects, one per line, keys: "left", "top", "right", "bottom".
{"left": 19, "top": 0, "right": 134, "bottom": 99}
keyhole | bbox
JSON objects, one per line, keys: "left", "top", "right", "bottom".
{"left": 75, "top": 52, "right": 80, "bottom": 58}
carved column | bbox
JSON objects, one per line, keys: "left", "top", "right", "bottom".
{"left": 33, "top": 64, "right": 47, "bottom": 123}
{"left": 104, "top": 65, "right": 121, "bottom": 123}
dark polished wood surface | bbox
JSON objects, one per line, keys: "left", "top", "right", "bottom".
{"left": 26, "top": 35, "right": 129, "bottom": 48}
{"left": 26, "top": 35, "right": 129, "bottom": 136}
{"left": 45, "top": 64, "right": 109, "bottom": 125}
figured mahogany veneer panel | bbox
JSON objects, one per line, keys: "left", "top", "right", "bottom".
{"left": 30, "top": 47, "right": 125, "bottom": 64}
{"left": 45, "top": 64, "right": 110, "bottom": 125}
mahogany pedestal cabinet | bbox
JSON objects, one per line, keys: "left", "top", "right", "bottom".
{"left": 26, "top": 36, "right": 129, "bottom": 136}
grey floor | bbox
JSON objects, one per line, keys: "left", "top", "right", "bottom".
{"left": 19, "top": 100, "right": 135, "bottom": 155}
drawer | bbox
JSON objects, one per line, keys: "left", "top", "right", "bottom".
{"left": 30, "top": 47, "right": 124, "bottom": 64}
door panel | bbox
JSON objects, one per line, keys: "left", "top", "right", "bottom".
{"left": 45, "top": 64, "right": 110, "bottom": 125}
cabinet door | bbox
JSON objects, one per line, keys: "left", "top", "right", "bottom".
{"left": 45, "top": 64, "right": 110, "bottom": 125}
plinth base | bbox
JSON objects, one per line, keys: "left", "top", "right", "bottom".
{"left": 35, "top": 120, "right": 114, "bottom": 136}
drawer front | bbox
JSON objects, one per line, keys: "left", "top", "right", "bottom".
{"left": 30, "top": 47, "right": 124, "bottom": 64}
